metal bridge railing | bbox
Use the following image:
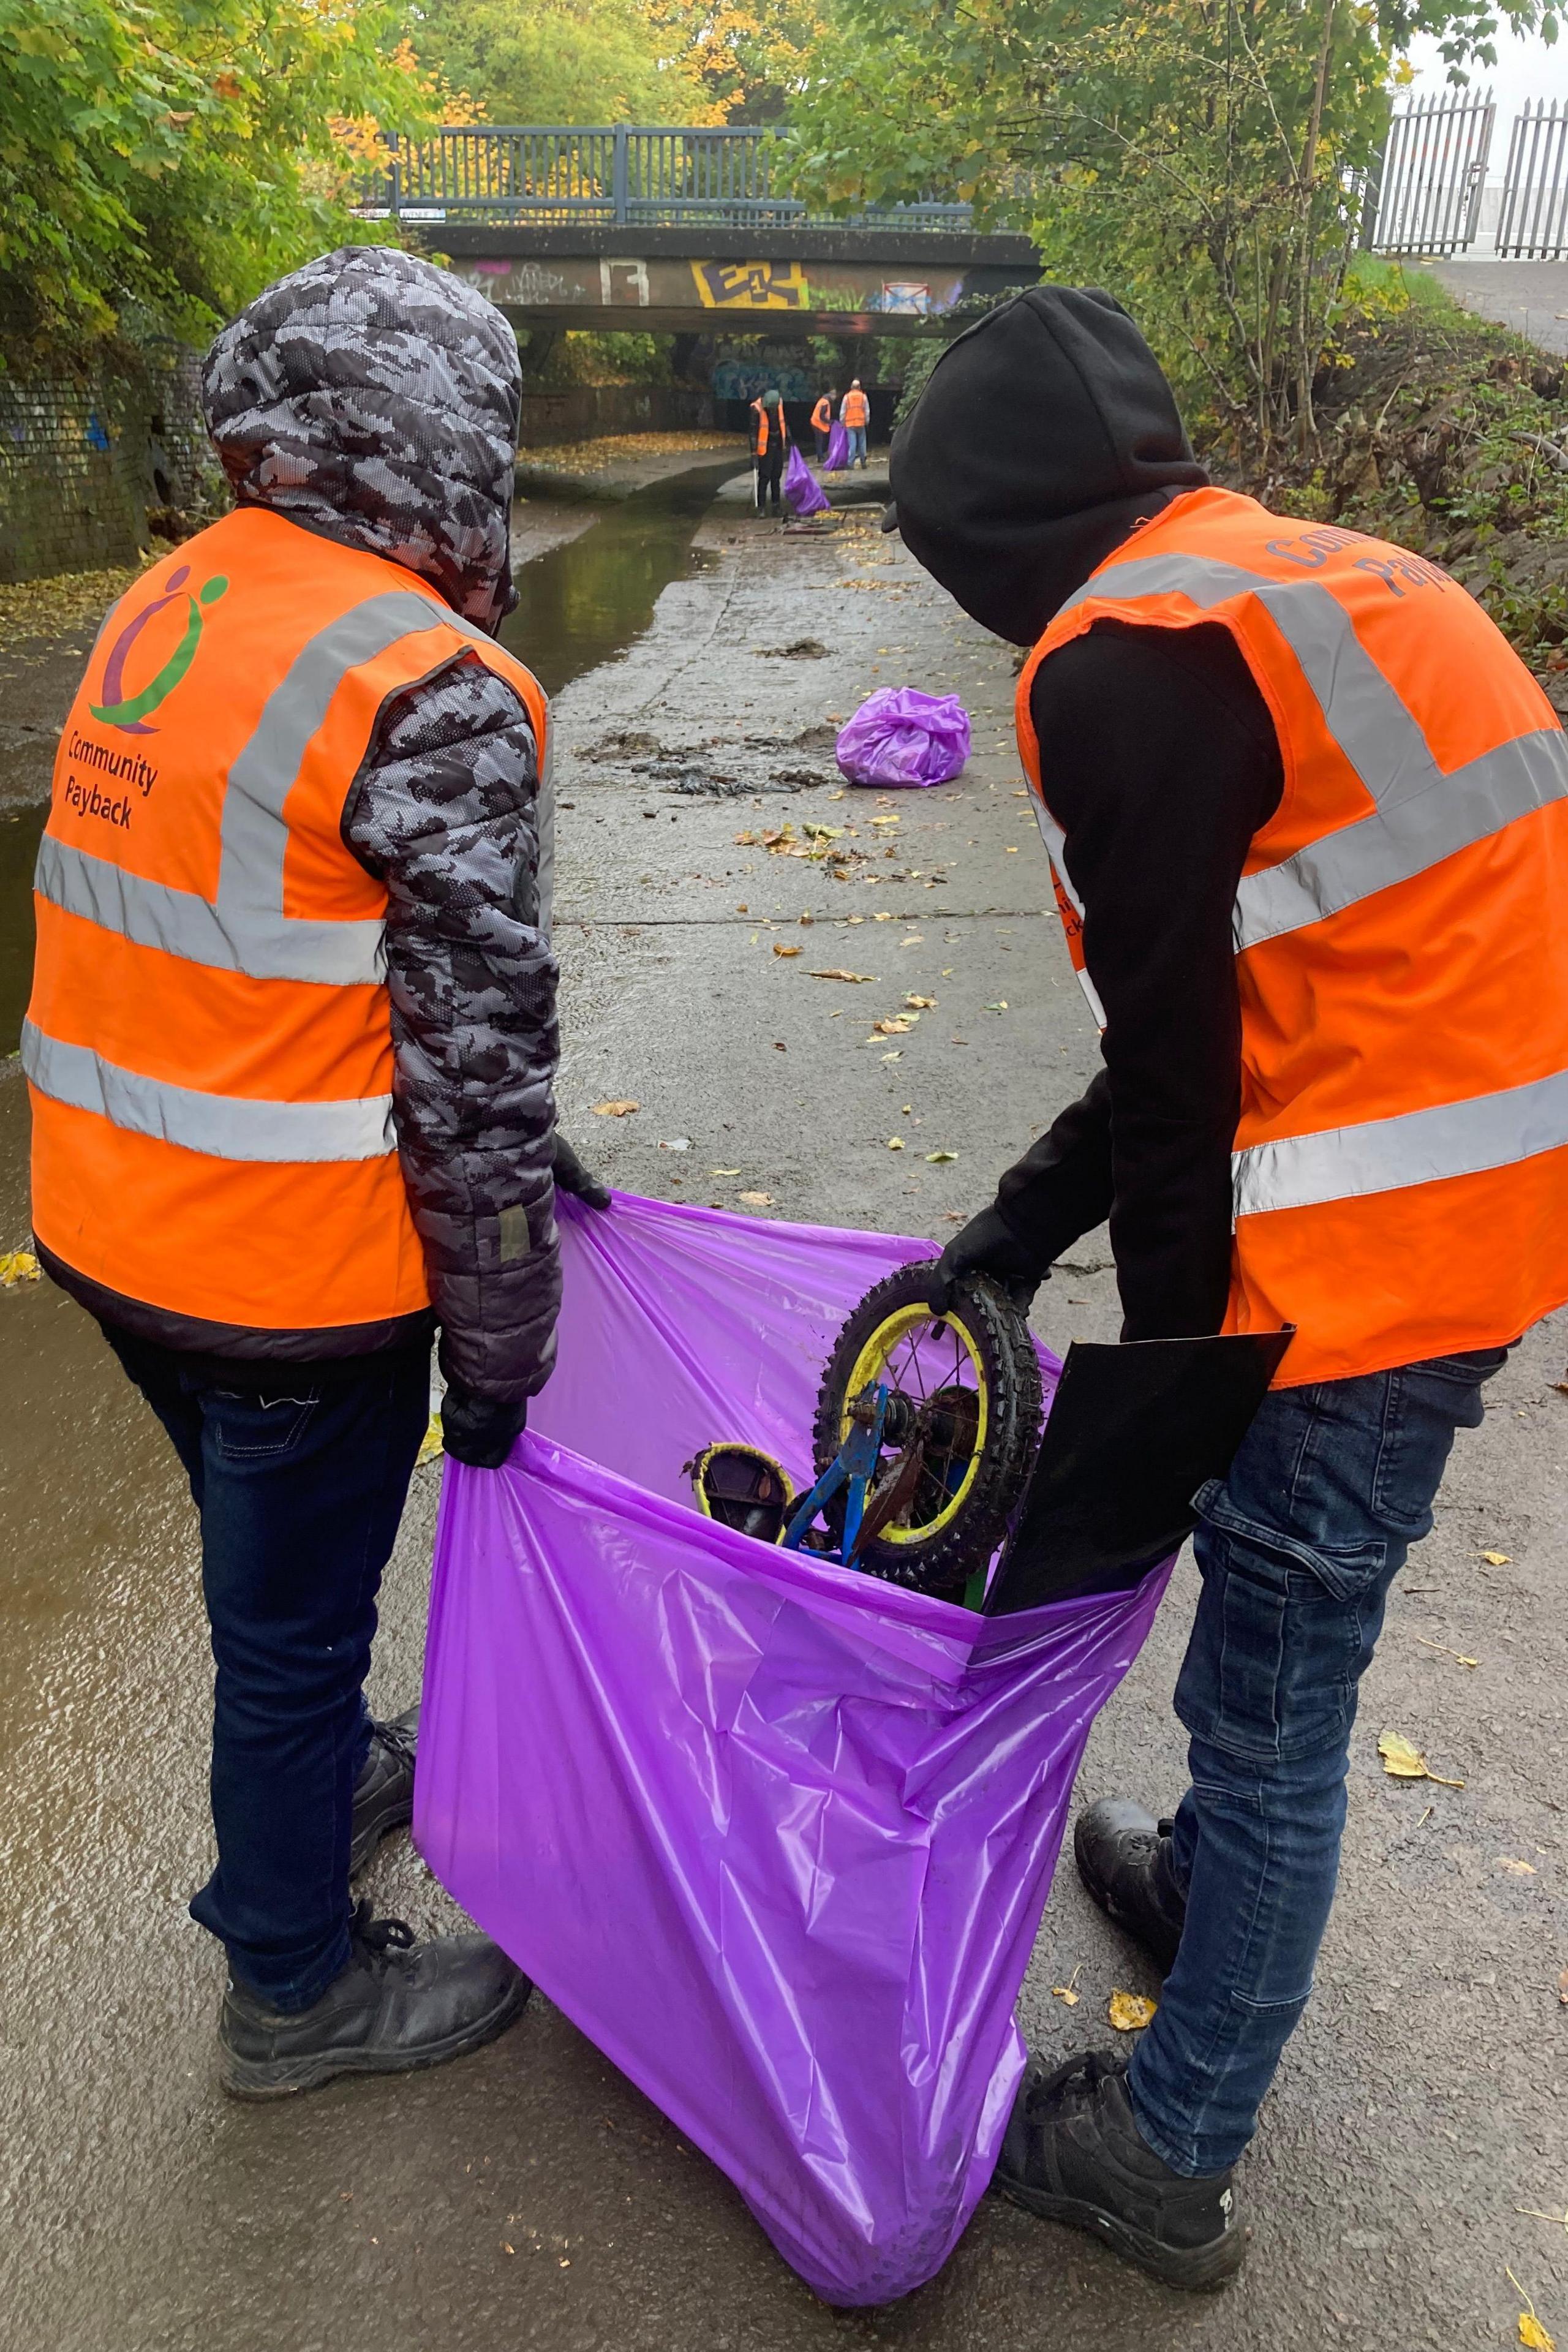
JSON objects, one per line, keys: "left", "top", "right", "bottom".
{"left": 375, "top": 125, "right": 973, "bottom": 232}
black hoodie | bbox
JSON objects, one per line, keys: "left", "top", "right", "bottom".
{"left": 891, "top": 285, "right": 1284, "bottom": 1341}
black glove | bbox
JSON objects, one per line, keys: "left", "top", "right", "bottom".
{"left": 925, "top": 1205, "right": 1052, "bottom": 1315}
{"left": 440, "top": 1384, "right": 528, "bottom": 1470}
{"left": 552, "top": 1131, "right": 611, "bottom": 1210}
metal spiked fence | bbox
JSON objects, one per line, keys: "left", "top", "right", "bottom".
{"left": 1366, "top": 89, "right": 1494, "bottom": 255}
{"left": 1496, "top": 98, "right": 1568, "bottom": 257}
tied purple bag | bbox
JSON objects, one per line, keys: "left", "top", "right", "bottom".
{"left": 824, "top": 418, "right": 850, "bottom": 471}
{"left": 416, "top": 1192, "right": 1167, "bottom": 2305}
{"left": 835, "top": 686, "right": 971, "bottom": 788}
{"left": 783, "top": 443, "right": 829, "bottom": 517}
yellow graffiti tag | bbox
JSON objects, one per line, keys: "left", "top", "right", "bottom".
{"left": 690, "top": 260, "right": 809, "bottom": 311}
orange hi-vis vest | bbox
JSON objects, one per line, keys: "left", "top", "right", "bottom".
{"left": 1016, "top": 485, "right": 1568, "bottom": 1385}
{"left": 25, "top": 505, "right": 549, "bottom": 1336}
{"left": 752, "top": 399, "right": 789, "bottom": 457}
{"left": 840, "top": 390, "right": 869, "bottom": 429}
{"left": 812, "top": 395, "right": 833, "bottom": 433}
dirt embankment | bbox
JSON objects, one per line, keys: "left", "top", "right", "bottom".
{"left": 1217, "top": 298, "right": 1568, "bottom": 714}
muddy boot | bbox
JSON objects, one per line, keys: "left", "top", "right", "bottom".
{"left": 350, "top": 1705, "right": 418, "bottom": 1875}
{"left": 219, "top": 1902, "right": 530, "bottom": 2098}
{"left": 1074, "top": 1798, "right": 1186, "bottom": 1974}
{"left": 993, "top": 2051, "right": 1245, "bottom": 2291}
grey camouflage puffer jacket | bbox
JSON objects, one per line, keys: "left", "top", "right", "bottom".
{"left": 204, "top": 244, "right": 561, "bottom": 1406}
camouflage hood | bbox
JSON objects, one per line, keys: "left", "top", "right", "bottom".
{"left": 202, "top": 245, "right": 522, "bottom": 630}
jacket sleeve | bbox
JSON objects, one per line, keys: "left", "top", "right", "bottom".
{"left": 343, "top": 650, "right": 560, "bottom": 1404}
{"left": 1008, "top": 622, "right": 1283, "bottom": 1340}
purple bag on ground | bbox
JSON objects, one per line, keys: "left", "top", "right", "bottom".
{"left": 835, "top": 686, "right": 971, "bottom": 788}
{"left": 824, "top": 418, "right": 850, "bottom": 470}
{"left": 417, "top": 1193, "right": 1166, "bottom": 2306}
{"left": 783, "top": 442, "right": 830, "bottom": 516}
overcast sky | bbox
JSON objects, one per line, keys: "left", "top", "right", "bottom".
{"left": 1403, "top": 23, "right": 1566, "bottom": 121}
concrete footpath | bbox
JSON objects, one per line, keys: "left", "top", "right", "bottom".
{"left": 2, "top": 491, "right": 1566, "bottom": 2351}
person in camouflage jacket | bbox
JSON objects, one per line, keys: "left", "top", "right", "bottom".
{"left": 40, "top": 247, "right": 609, "bottom": 2094}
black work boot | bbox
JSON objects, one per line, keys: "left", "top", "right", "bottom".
{"left": 350, "top": 1706, "right": 418, "bottom": 1877}
{"left": 994, "top": 2050, "right": 1245, "bottom": 2291}
{"left": 1074, "top": 1798, "right": 1188, "bottom": 1975}
{"left": 219, "top": 1902, "right": 530, "bottom": 2099}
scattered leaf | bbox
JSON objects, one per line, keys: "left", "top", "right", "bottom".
{"left": 872, "top": 1017, "right": 911, "bottom": 1036}
{"left": 1518, "top": 2204, "right": 1568, "bottom": 2232}
{"left": 0, "top": 1250, "right": 40, "bottom": 1287}
{"left": 737, "top": 1191, "right": 773, "bottom": 1207}
{"left": 1005, "top": 845, "right": 1019, "bottom": 853}
{"left": 802, "top": 822, "right": 845, "bottom": 842}
{"left": 809, "top": 968, "right": 876, "bottom": 983}
{"left": 416, "top": 1413, "right": 445, "bottom": 1468}
{"left": 1051, "top": 1964, "right": 1084, "bottom": 2007}
{"left": 592, "top": 1099, "right": 640, "bottom": 1117}
{"left": 773, "top": 943, "right": 802, "bottom": 958}
{"left": 1415, "top": 1634, "right": 1480, "bottom": 1668}
{"left": 873, "top": 911, "right": 894, "bottom": 922}
{"left": 710, "top": 1167, "right": 742, "bottom": 1177}
{"left": 1482, "top": 1550, "right": 1512, "bottom": 1566}
{"left": 773, "top": 1041, "right": 787, "bottom": 1052}
{"left": 926, "top": 1150, "right": 959, "bottom": 1163}
{"left": 1509, "top": 2271, "right": 1556, "bottom": 2351}
{"left": 1108, "top": 1991, "right": 1158, "bottom": 2032}
{"left": 1498, "top": 1856, "right": 1538, "bottom": 1875}
{"left": 1378, "top": 1729, "right": 1466, "bottom": 1788}
{"left": 880, "top": 1050, "right": 903, "bottom": 1062}
{"left": 887, "top": 1137, "right": 905, "bottom": 1151}
{"left": 983, "top": 1000, "right": 1009, "bottom": 1012}
{"left": 905, "top": 993, "right": 937, "bottom": 1009}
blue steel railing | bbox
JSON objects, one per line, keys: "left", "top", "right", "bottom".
{"left": 371, "top": 126, "right": 973, "bottom": 232}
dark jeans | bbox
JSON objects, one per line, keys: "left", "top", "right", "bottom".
{"left": 104, "top": 1329, "right": 429, "bottom": 2010}
{"left": 814, "top": 428, "right": 831, "bottom": 462}
{"left": 756, "top": 450, "right": 784, "bottom": 512}
{"left": 1128, "top": 1347, "right": 1504, "bottom": 2174}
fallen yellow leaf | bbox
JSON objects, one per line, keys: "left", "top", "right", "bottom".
{"left": 926, "top": 1151, "right": 958, "bottom": 1163}
{"left": 872, "top": 911, "right": 894, "bottom": 922}
{"left": 711, "top": 1167, "right": 742, "bottom": 1177}
{"left": 1415, "top": 1634, "right": 1480, "bottom": 1668}
{"left": 1510, "top": 2272, "right": 1557, "bottom": 2350}
{"left": 773, "top": 943, "right": 802, "bottom": 958}
{"left": 872, "top": 1017, "right": 911, "bottom": 1036}
{"left": 887, "top": 1138, "right": 905, "bottom": 1151}
{"left": 737, "top": 1190, "right": 773, "bottom": 1207}
{"left": 809, "top": 968, "right": 876, "bottom": 983}
{"left": 1051, "top": 1964, "right": 1083, "bottom": 2007}
{"left": 1482, "top": 1550, "right": 1512, "bottom": 1566}
{"left": 1107, "top": 1991, "right": 1158, "bottom": 2032}
{"left": 416, "top": 1412, "right": 444, "bottom": 1469}
{"left": 905, "top": 993, "right": 937, "bottom": 1009}
{"left": 1498, "top": 1857, "right": 1538, "bottom": 1875}
{"left": 592, "top": 1099, "right": 639, "bottom": 1117}
{"left": 0, "top": 1250, "right": 40, "bottom": 1288}
{"left": 870, "top": 813, "right": 900, "bottom": 827}
{"left": 1378, "top": 1729, "right": 1466, "bottom": 1789}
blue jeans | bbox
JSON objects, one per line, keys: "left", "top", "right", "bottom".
{"left": 1127, "top": 1348, "right": 1505, "bottom": 2175}
{"left": 846, "top": 424, "right": 868, "bottom": 466}
{"left": 105, "top": 1329, "right": 429, "bottom": 2009}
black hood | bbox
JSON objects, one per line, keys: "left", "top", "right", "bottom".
{"left": 888, "top": 285, "right": 1206, "bottom": 646}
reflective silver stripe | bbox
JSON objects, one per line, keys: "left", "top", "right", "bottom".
{"left": 39, "top": 590, "right": 511, "bottom": 985}
{"left": 1232, "top": 1065, "right": 1568, "bottom": 1216}
{"left": 1030, "top": 797, "right": 1107, "bottom": 1028}
{"left": 21, "top": 1020, "right": 394, "bottom": 1164}
{"left": 1052, "top": 549, "right": 1568, "bottom": 945}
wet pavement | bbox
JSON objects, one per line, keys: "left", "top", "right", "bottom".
{"left": 2, "top": 470, "right": 1566, "bottom": 2351}
{"left": 1431, "top": 255, "right": 1568, "bottom": 353}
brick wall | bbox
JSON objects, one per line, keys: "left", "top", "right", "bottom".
{"left": 0, "top": 347, "right": 222, "bottom": 586}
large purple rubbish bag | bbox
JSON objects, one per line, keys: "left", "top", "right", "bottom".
{"left": 836, "top": 685, "right": 971, "bottom": 788}
{"left": 783, "top": 443, "right": 830, "bottom": 516}
{"left": 417, "top": 1192, "right": 1166, "bottom": 2305}
{"left": 824, "top": 417, "right": 850, "bottom": 471}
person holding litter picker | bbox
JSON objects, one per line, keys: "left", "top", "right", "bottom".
{"left": 750, "top": 385, "right": 790, "bottom": 514}
{"left": 888, "top": 284, "right": 1568, "bottom": 2289}
{"left": 23, "top": 246, "right": 611, "bottom": 2098}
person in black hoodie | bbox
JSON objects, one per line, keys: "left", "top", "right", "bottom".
{"left": 889, "top": 287, "right": 1518, "bottom": 2289}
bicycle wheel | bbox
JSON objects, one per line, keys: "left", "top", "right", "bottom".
{"left": 809, "top": 1264, "right": 1044, "bottom": 1596}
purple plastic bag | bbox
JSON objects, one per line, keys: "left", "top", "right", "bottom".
{"left": 783, "top": 443, "right": 830, "bottom": 516}
{"left": 835, "top": 686, "right": 972, "bottom": 788}
{"left": 824, "top": 418, "right": 850, "bottom": 471}
{"left": 417, "top": 1193, "right": 1167, "bottom": 2305}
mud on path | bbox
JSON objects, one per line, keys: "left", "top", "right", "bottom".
{"left": 2, "top": 475, "right": 1566, "bottom": 2352}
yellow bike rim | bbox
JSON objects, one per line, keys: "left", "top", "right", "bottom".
{"left": 840, "top": 1302, "right": 989, "bottom": 1543}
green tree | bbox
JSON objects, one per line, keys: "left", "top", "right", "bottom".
{"left": 407, "top": 0, "right": 717, "bottom": 127}
{"left": 646, "top": 2, "right": 826, "bottom": 123}
{"left": 783, "top": 0, "right": 1557, "bottom": 455}
{"left": 0, "top": 0, "right": 420, "bottom": 367}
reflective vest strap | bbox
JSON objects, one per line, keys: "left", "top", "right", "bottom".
{"left": 21, "top": 1020, "right": 394, "bottom": 1164}
{"left": 1037, "top": 549, "right": 1568, "bottom": 949}
{"left": 1233, "top": 1064, "right": 1568, "bottom": 1216}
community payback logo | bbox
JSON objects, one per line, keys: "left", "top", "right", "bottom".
{"left": 90, "top": 561, "right": 228, "bottom": 736}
